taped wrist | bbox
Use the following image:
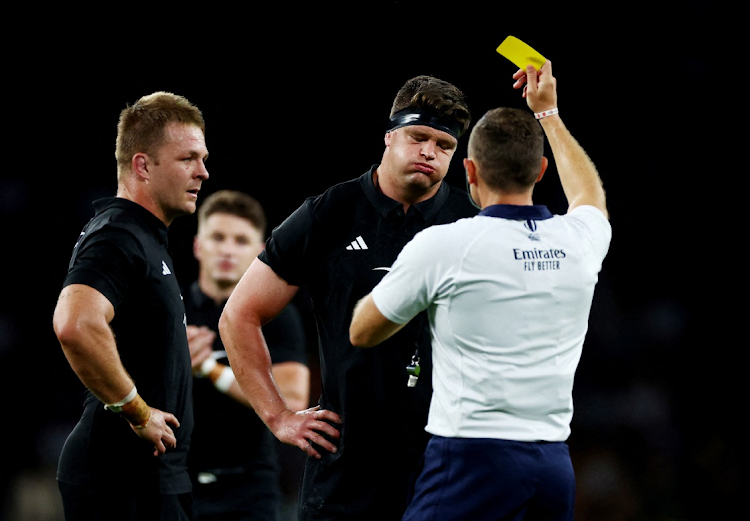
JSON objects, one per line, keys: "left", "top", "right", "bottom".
{"left": 200, "top": 358, "right": 234, "bottom": 393}
{"left": 120, "top": 394, "right": 151, "bottom": 428}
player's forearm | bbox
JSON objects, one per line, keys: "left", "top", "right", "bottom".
{"left": 56, "top": 319, "right": 134, "bottom": 404}
{"left": 240, "top": 364, "right": 289, "bottom": 429}
{"left": 220, "top": 317, "right": 289, "bottom": 425}
{"left": 54, "top": 285, "right": 133, "bottom": 403}
{"left": 540, "top": 115, "right": 608, "bottom": 217}
{"left": 273, "top": 362, "right": 311, "bottom": 411}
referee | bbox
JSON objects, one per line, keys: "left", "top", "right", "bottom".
{"left": 350, "top": 61, "right": 611, "bottom": 521}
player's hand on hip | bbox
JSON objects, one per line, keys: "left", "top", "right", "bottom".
{"left": 272, "top": 405, "right": 342, "bottom": 459}
{"left": 131, "top": 408, "right": 181, "bottom": 457}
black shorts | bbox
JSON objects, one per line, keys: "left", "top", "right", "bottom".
{"left": 58, "top": 480, "right": 192, "bottom": 521}
{"left": 192, "top": 468, "right": 281, "bottom": 521}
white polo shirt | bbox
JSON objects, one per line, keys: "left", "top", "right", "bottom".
{"left": 371, "top": 204, "right": 611, "bottom": 442}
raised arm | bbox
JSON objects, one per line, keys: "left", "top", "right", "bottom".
{"left": 514, "top": 60, "right": 608, "bottom": 218}
{"left": 219, "top": 258, "right": 341, "bottom": 458}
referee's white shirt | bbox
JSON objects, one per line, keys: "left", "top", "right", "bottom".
{"left": 371, "top": 205, "right": 611, "bottom": 442}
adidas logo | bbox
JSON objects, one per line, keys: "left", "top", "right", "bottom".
{"left": 346, "top": 236, "right": 368, "bottom": 250}
{"left": 162, "top": 261, "right": 172, "bottom": 275}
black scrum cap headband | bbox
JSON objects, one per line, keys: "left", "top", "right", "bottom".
{"left": 386, "top": 108, "right": 464, "bottom": 139}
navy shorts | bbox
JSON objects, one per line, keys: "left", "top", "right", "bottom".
{"left": 403, "top": 436, "right": 575, "bottom": 521}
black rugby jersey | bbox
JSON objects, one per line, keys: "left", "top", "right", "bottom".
{"left": 57, "top": 197, "right": 193, "bottom": 495}
{"left": 259, "top": 165, "right": 478, "bottom": 520}
{"left": 183, "top": 280, "right": 307, "bottom": 477}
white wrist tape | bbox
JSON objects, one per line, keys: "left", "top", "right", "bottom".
{"left": 534, "top": 107, "right": 559, "bottom": 120}
{"left": 200, "top": 357, "right": 217, "bottom": 377}
{"left": 214, "top": 366, "right": 234, "bottom": 393}
{"left": 105, "top": 386, "right": 138, "bottom": 410}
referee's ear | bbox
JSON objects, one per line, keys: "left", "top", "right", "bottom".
{"left": 535, "top": 156, "right": 548, "bottom": 184}
{"left": 463, "top": 158, "right": 477, "bottom": 186}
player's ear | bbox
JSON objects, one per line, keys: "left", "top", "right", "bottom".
{"left": 132, "top": 153, "right": 151, "bottom": 181}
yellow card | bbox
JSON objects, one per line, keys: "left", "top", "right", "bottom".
{"left": 496, "top": 36, "right": 546, "bottom": 70}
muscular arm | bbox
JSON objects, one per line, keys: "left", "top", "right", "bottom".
{"left": 217, "top": 363, "right": 309, "bottom": 411}
{"left": 219, "top": 259, "right": 297, "bottom": 420}
{"left": 53, "top": 284, "right": 134, "bottom": 404}
{"left": 514, "top": 60, "right": 608, "bottom": 218}
{"left": 349, "top": 294, "right": 407, "bottom": 348}
{"left": 272, "top": 361, "right": 311, "bottom": 412}
{"left": 188, "top": 324, "right": 310, "bottom": 410}
{"left": 541, "top": 116, "right": 608, "bottom": 217}
{"left": 53, "top": 284, "right": 179, "bottom": 455}
{"left": 219, "top": 258, "right": 341, "bottom": 457}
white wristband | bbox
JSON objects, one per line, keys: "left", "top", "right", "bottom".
{"left": 214, "top": 366, "right": 234, "bottom": 393}
{"left": 199, "top": 357, "right": 217, "bottom": 377}
{"left": 534, "top": 107, "right": 559, "bottom": 120}
{"left": 104, "top": 386, "right": 137, "bottom": 412}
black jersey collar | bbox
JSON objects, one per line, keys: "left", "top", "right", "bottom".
{"left": 479, "top": 204, "right": 554, "bottom": 220}
{"left": 93, "top": 197, "right": 170, "bottom": 245}
{"left": 188, "top": 280, "right": 218, "bottom": 310}
{"left": 360, "top": 165, "right": 451, "bottom": 221}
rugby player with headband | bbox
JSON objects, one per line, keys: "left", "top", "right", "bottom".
{"left": 220, "top": 74, "right": 478, "bottom": 520}
{"left": 387, "top": 108, "right": 466, "bottom": 140}
{"left": 390, "top": 105, "right": 479, "bottom": 211}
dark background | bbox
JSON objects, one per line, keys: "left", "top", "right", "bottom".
{"left": 2, "top": 3, "right": 736, "bottom": 520}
